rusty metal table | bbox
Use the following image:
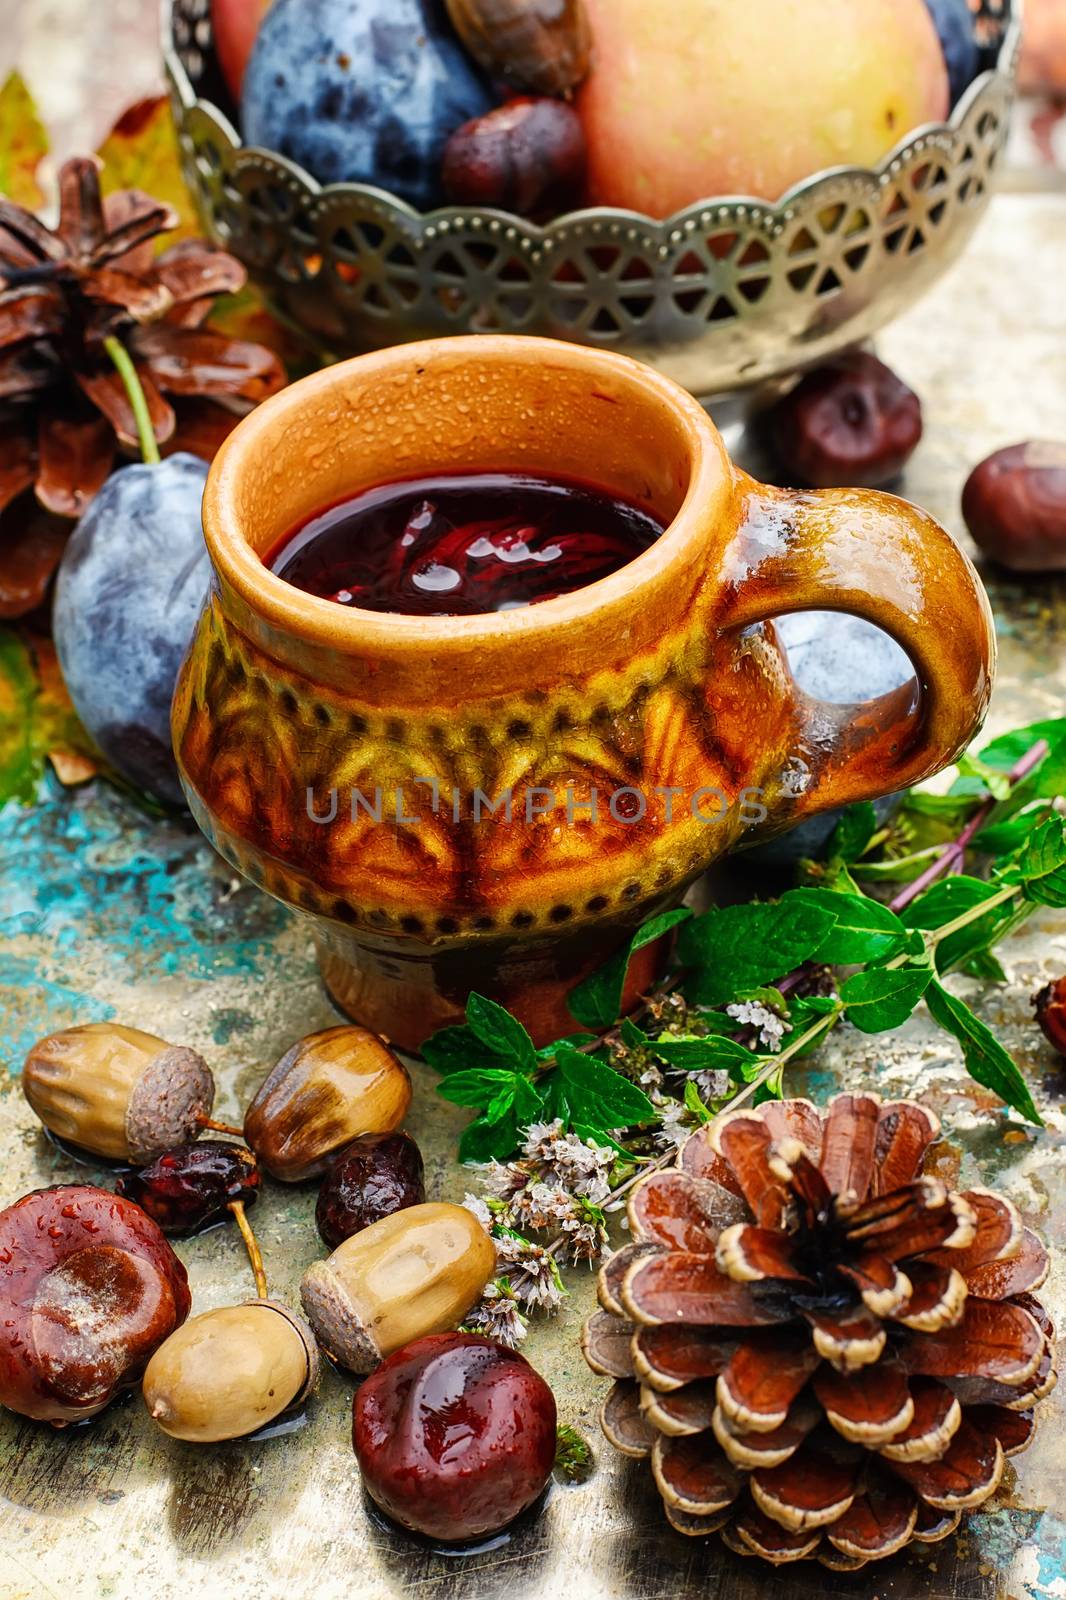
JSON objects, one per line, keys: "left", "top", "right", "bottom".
{"left": 2, "top": 11, "right": 1066, "bottom": 1592}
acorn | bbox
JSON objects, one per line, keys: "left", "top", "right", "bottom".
{"left": 22, "top": 1022, "right": 215, "bottom": 1164}
{"left": 143, "top": 1300, "right": 319, "bottom": 1442}
{"left": 300, "top": 1202, "right": 497, "bottom": 1373}
{"left": 244, "top": 1026, "right": 412, "bottom": 1182}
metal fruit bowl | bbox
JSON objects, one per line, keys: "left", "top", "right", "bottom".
{"left": 164, "top": 0, "right": 1017, "bottom": 398}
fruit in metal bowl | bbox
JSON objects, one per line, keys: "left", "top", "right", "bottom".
{"left": 577, "top": 0, "right": 950, "bottom": 217}
{"left": 241, "top": 0, "right": 494, "bottom": 209}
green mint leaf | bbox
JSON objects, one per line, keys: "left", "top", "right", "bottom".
{"left": 789, "top": 888, "right": 908, "bottom": 964}
{"left": 620, "top": 1017, "right": 649, "bottom": 1049}
{"left": 954, "top": 751, "right": 1013, "bottom": 801}
{"left": 552, "top": 1044, "right": 657, "bottom": 1133}
{"left": 966, "top": 728, "right": 1066, "bottom": 850}
{"left": 459, "top": 1111, "right": 520, "bottom": 1163}
{"left": 902, "top": 791, "right": 979, "bottom": 822}
{"left": 536, "top": 1033, "right": 598, "bottom": 1060}
{"left": 978, "top": 717, "right": 1066, "bottom": 771}
{"left": 781, "top": 994, "right": 841, "bottom": 1057}
{"left": 466, "top": 993, "right": 537, "bottom": 1073}
{"left": 683, "top": 1080, "right": 714, "bottom": 1124}
{"left": 437, "top": 1068, "right": 523, "bottom": 1110}
{"left": 568, "top": 907, "right": 692, "bottom": 1029}
{"left": 925, "top": 980, "right": 1043, "bottom": 1126}
{"left": 961, "top": 947, "right": 1009, "bottom": 983}
{"left": 651, "top": 1035, "right": 760, "bottom": 1072}
{"left": 901, "top": 876, "right": 1022, "bottom": 974}
{"left": 826, "top": 801, "right": 878, "bottom": 863}
{"left": 422, "top": 1025, "right": 508, "bottom": 1075}
{"left": 840, "top": 963, "right": 932, "bottom": 1033}
{"left": 1007, "top": 816, "right": 1066, "bottom": 907}
{"left": 973, "top": 801, "right": 1054, "bottom": 856}
{"left": 678, "top": 892, "right": 839, "bottom": 1007}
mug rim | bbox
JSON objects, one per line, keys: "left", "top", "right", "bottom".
{"left": 201, "top": 335, "right": 730, "bottom": 653}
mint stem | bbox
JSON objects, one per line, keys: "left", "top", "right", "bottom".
{"left": 889, "top": 739, "right": 1049, "bottom": 913}
{"left": 103, "top": 335, "right": 160, "bottom": 466}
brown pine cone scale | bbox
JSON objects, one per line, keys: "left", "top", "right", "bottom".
{"left": 582, "top": 1094, "right": 1056, "bottom": 1568}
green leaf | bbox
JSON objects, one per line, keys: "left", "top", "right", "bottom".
{"left": 954, "top": 751, "right": 1013, "bottom": 801}
{"left": 554, "top": 1424, "right": 594, "bottom": 1484}
{"left": 826, "top": 801, "right": 878, "bottom": 863}
{"left": 459, "top": 1112, "right": 520, "bottom": 1163}
{"left": 536, "top": 1033, "right": 598, "bottom": 1060}
{"left": 781, "top": 994, "right": 842, "bottom": 1057}
{"left": 466, "top": 993, "right": 537, "bottom": 1073}
{"left": 437, "top": 1069, "right": 521, "bottom": 1110}
{"left": 568, "top": 907, "right": 692, "bottom": 1029}
{"left": 678, "top": 892, "right": 839, "bottom": 1007}
{"left": 925, "top": 981, "right": 1043, "bottom": 1126}
{"left": 901, "top": 876, "right": 1023, "bottom": 974}
{"left": 1007, "top": 817, "right": 1066, "bottom": 907}
{"left": 550, "top": 1045, "right": 656, "bottom": 1134}
{"left": 683, "top": 1080, "right": 714, "bottom": 1123}
{"left": 978, "top": 717, "right": 1066, "bottom": 771}
{"left": 840, "top": 964, "right": 932, "bottom": 1033}
{"left": 961, "top": 947, "right": 1009, "bottom": 983}
{"left": 619, "top": 1018, "right": 649, "bottom": 1049}
{"left": 790, "top": 889, "right": 908, "bottom": 964}
{"left": 973, "top": 801, "right": 1054, "bottom": 856}
{"left": 422, "top": 1025, "right": 506, "bottom": 1075}
{"left": 650, "top": 1035, "right": 761, "bottom": 1073}
{"left": 0, "top": 72, "right": 48, "bottom": 209}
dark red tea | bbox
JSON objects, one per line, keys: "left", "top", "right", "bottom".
{"left": 264, "top": 472, "right": 665, "bottom": 616}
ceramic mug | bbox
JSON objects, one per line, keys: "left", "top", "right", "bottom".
{"left": 173, "top": 336, "right": 995, "bottom": 1050}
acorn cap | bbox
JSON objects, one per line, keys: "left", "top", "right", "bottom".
{"left": 126, "top": 1045, "right": 215, "bottom": 1165}
{"left": 299, "top": 1262, "right": 382, "bottom": 1373}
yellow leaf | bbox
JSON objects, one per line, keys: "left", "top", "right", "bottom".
{"left": 0, "top": 71, "right": 49, "bottom": 210}
{"left": 96, "top": 96, "right": 199, "bottom": 240}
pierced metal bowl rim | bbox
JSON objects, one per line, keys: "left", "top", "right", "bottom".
{"left": 162, "top": 0, "right": 1021, "bottom": 244}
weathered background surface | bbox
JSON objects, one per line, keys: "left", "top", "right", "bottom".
{"left": 1, "top": 5, "right": 1066, "bottom": 1598}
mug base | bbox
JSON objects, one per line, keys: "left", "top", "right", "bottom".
{"left": 313, "top": 926, "right": 669, "bottom": 1055}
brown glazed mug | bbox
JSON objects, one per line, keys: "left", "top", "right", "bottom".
{"left": 172, "top": 336, "right": 995, "bottom": 1050}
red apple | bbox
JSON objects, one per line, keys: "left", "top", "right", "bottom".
{"left": 0, "top": 1185, "right": 191, "bottom": 1424}
{"left": 212, "top": 0, "right": 272, "bottom": 101}
{"left": 578, "top": 0, "right": 951, "bottom": 216}
{"left": 353, "top": 1332, "right": 557, "bottom": 1541}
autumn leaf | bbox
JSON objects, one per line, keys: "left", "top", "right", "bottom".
{"left": 0, "top": 626, "right": 99, "bottom": 803}
{"left": 0, "top": 71, "right": 49, "bottom": 209}
{"left": 96, "top": 96, "right": 199, "bottom": 239}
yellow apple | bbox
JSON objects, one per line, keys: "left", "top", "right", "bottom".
{"left": 578, "top": 0, "right": 950, "bottom": 216}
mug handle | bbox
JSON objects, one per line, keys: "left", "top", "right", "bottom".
{"left": 717, "top": 473, "right": 997, "bottom": 819}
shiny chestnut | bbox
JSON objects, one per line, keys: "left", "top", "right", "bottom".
{"left": 354, "top": 1332, "right": 557, "bottom": 1542}
{"left": 962, "top": 442, "right": 1066, "bottom": 572}
{"left": 0, "top": 1185, "right": 190, "bottom": 1424}
{"left": 765, "top": 352, "right": 923, "bottom": 489}
{"left": 117, "top": 1141, "right": 260, "bottom": 1234}
{"left": 244, "top": 1026, "right": 412, "bottom": 1182}
{"left": 442, "top": 97, "right": 586, "bottom": 218}
{"left": 316, "top": 1131, "right": 425, "bottom": 1249}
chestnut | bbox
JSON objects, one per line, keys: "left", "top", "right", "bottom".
{"left": 442, "top": 97, "right": 586, "bottom": 219}
{"left": 0, "top": 1185, "right": 190, "bottom": 1424}
{"left": 244, "top": 1026, "right": 412, "bottom": 1182}
{"left": 962, "top": 442, "right": 1066, "bottom": 572}
{"left": 315, "top": 1131, "right": 426, "bottom": 1249}
{"left": 353, "top": 1332, "right": 557, "bottom": 1542}
{"left": 144, "top": 1300, "right": 318, "bottom": 1442}
{"left": 300, "top": 1202, "right": 496, "bottom": 1373}
{"left": 1034, "top": 976, "right": 1066, "bottom": 1058}
{"left": 764, "top": 352, "right": 923, "bottom": 489}
{"left": 22, "top": 1022, "right": 214, "bottom": 1164}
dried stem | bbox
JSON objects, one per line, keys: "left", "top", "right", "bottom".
{"left": 198, "top": 1115, "right": 246, "bottom": 1137}
{"left": 229, "top": 1199, "right": 267, "bottom": 1299}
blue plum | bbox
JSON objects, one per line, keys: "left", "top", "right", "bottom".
{"left": 241, "top": 0, "right": 494, "bottom": 209}
{"left": 53, "top": 454, "right": 211, "bottom": 807}
{"left": 923, "top": 0, "right": 980, "bottom": 107}
{"left": 747, "top": 613, "right": 912, "bottom": 867}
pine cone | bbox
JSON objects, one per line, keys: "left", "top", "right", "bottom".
{"left": 582, "top": 1095, "right": 1056, "bottom": 1569}
{"left": 0, "top": 156, "right": 285, "bottom": 615}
